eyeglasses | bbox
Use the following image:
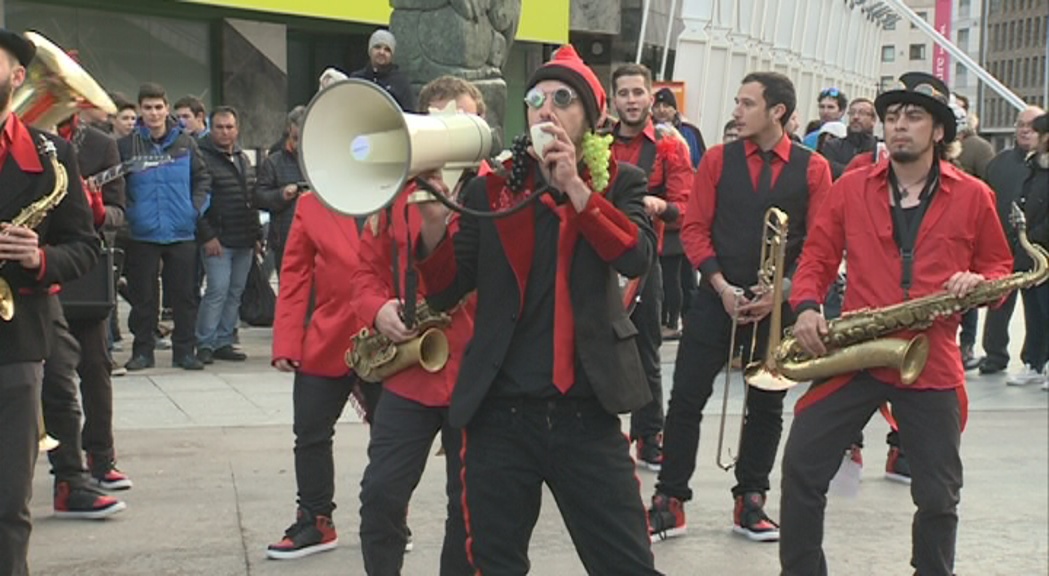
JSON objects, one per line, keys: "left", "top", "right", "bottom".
{"left": 820, "top": 87, "right": 842, "bottom": 99}
{"left": 524, "top": 86, "right": 577, "bottom": 110}
{"left": 1016, "top": 120, "right": 1034, "bottom": 130}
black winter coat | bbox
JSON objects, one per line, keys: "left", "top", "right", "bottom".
{"left": 350, "top": 64, "right": 414, "bottom": 112}
{"left": 197, "top": 137, "right": 260, "bottom": 249}
{"left": 254, "top": 147, "right": 302, "bottom": 253}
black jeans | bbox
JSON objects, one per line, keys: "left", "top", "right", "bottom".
{"left": 292, "top": 372, "right": 354, "bottom": 518}
{"left": 462, "top": 397, "right": 661, "bottom": 576}
{"left": 0, "top": 362, "right": 42, "bottom": 576}
{"left": 630, "top": 259, "right": 664, "bottom": 441}
{"left": 1021, "top": 282, "right": 1049, "bottom": 370}
{"left": 679, "top": 258, "right": 697, "bottom": 316}
{"left": 126, "top": 240, "right": 198, "bottom": 359}
{"left": 981, "top": 290, "right": 1022, "bottom": 368}
{"left": 657, "top": 287, "right": 787, "bottom": 500}
{"left": 42, "top": 302, "right": 115, "bottom": 483}
{"left": 660, "top": 254, "right": 683, "bottom": 327}
{"left": 359, "top": 390, "right": 469, "bottom": 576}
{"left": 958, "top": 308, "right": 978, "bottom": 348}
{"left": 780, "top": 372, "right": 962, "bottom": 576}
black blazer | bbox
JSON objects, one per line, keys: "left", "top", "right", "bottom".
{"left": 0, "top": 128, "right": 99, "bottom": 365}
{"left": 424, "top": 163, "right": 657, "bottom": 428}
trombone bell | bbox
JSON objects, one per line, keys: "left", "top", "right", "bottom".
{"left": 13, "top": 31, "right": 117, "bottom": 129}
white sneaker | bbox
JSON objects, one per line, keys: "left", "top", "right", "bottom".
{"left": 1007, "top": 364, "right": 1046, "bottom": 386}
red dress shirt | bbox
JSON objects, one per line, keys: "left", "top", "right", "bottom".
{"left": 352, "top": 184, "right": 476, "bottom": 408}
{"left": 681, "top": 135, "right": 833, "bottom": 273}
{"left": 790, "top": 160, "right": 1014, "bottom": 390}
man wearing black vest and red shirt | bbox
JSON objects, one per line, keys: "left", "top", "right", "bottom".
{"left": 648, "top": 72, "right": 832, "bottom": 543}
{"left": 609, "top": 63, "right": 693, "bottom": 471}
{"left": 414, "top": 45, "right": 661, "bottom": 575}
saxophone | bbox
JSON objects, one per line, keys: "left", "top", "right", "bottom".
{"left": 0, "top": 136, "right": 69, "bottom": 322}
{"left": 347, "top": 299, "right": 453, "bottom": 383}
{"left": 747, "top": 203, "right": 1049, "bottom": 391}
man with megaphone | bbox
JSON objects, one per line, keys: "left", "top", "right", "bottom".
{"left": 412, "top": 46, "right": 662, "bottom": 575}
{"left": 353, "top": 76, "right": 484, "bottom": 575}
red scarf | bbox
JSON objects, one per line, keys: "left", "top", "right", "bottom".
{"left": 488, "top": 162, "right": 618, "bottom": 394}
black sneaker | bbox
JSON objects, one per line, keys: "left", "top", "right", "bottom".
{"left": 213, "top": 345, "right": 247, "bottom": 361}
{"left": 636, "top": 435, "right": 663, "bottom": 472}
{"left": 885, "top": 447, "right": 912, "bottom": 485}
{"left": 977, "top": 357, "right": 1007, "bottom": 375}
{"left": 732, "top": 492, "right": 779, "bottom": 542}
{"left": 961, "top": 345, "right": 980, "bottom": 371}
{"left": 197, "top": 348, "right": 215, "bottom": 365}
{"left": 648, "top": 493, "right": 687, "bottom": 542}
{"left": 53, "top": 481, "right": 126, "bottom": 519}
{"left": 173, "top": 355, "right": 205, "bottom": 370}
{"left": 125, "top": 355, "right": 154, "bottom": 371}
{"left": 266, "top": 509, "right": 339, "bottom": 560}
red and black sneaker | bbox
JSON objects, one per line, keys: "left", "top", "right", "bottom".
{"left": 732, "top": 492, "right": 779, "bottom": 542}
{"left": 636, "top": 435, "right": 664, "bottom": 472}
{"left": 885, "top": 446, "right": 912, "bottom": 485}
{"left": 848, "top": 443, "right": 864, "bottom": 468}
{"left": 266, "top": 509, "right": 339, "bottom": 560}
{"left": 53, "top": 481, "right": 126, "bottom": 519}
{"left": 88, "top": 454, "right": 133, "bottom": 491}
{"left": 648, "top": 493, "right": 687, "bottom": 543}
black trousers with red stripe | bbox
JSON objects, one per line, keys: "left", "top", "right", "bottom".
{"left": 461, "top": 396, "right": 661, "bottom": 576}
{"left": 780, "top": 372, "right": 963, "bottom": 576}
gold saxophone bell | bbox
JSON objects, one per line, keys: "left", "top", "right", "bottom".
{"left": 348, "top": 324, "right": 452, "bottom": 384}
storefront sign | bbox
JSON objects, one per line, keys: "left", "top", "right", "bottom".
{"left": 933, "top": 0, "right": 952, "bottom": 84}
{"left": 182, "top": 0, "right": 569, "bottom": 44}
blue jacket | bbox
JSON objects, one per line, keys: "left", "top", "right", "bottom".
{"left": 118, "top": 117, "right": 211, "bottom": 244}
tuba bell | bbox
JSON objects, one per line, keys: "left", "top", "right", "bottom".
{"left": 12, "top": 31, "right": 116, "bottom": 130}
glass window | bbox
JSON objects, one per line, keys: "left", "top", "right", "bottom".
{"left": 882, "top": 45, "right": 896, "bottom": 62}
{"left": 6, "top": 1, "right": 213, "bottom": 111}
{"left": 913, "top": 12, "right": 927, "bottom": 29}
{"left": 959, "top": 0, "right": 971, "bottom": 17}
{"left": 880, "top": 75, "right": 895, "bottom": 91}
{"left": 909, "top": 44, "right": 926, "bottom": 60}
{"left": 957, "top": 29, "right": 970, "bottom": 51}
{"left": 955, "top": 63, "right": 968, "bottom": 86}
{"left": 884, "top": 19, "right": 896, "bottom": 31}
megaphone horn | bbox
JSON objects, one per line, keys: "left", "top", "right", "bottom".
{"left": 299, "top": 79, "right": 494, "bottom": 216}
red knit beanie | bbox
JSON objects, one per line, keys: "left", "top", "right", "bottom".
{"left": 526, "top": 45, "right": 606, "bottom": 130}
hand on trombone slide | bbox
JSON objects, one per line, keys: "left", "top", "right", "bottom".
{"left": 720, "top": 283, "right": 774, "bottom": 325}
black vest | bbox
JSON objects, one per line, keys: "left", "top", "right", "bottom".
{"left": 711, "top": 140, "right": 812, "bottom": 287}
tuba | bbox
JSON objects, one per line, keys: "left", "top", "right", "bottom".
{"left": 12, "top": 31, "right": 116, "bottom": 130}
{"left": 747, "top": 203, "right": 1049, "bottom": 391}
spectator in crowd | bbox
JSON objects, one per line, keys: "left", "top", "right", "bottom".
{"left": 195, "top": 106, "right": 260, "bottom": 364}
{"left": 815, "top": 121, "right": 847, "bottom": 158}
{"left": 256, "top": 105, "right": 306, "bottom": 278}
{"left": 820, "top": 97, "right": 879, "bottom": 179}
{"left": 803, "top": 87, "right": 847, "bottom": 148}
{"left": 955, "top": 112, "right": 995, "bottom": 180}
{"left": 111, "top": 97, "right": 137, "bottom": 140}
{"left": 652, "top": 87, "right": 707, "bottom": 169}
{"left": 978, "top": 106, "right": 1044, "bottom": 375}
{"left": 350, "top": 29, "right": 413, "bottom": 112}
{"left": 1007, "top": 111, "right": 1049, "bottom": 388}
{"left": 723, "top": 119, "right": 740, "bottom": 144}
{"left": 174, "top": 95, "right": 209, "bottom": 139}
{"left": 785, "top": 110, "right": 802, "bottom": 143}
{"left": 118, "top": 82, "right": 211, "bottom": 371}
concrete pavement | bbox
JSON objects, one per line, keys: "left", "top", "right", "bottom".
{"left": 26, "top": 306, "right": 1049, "bottom": 575}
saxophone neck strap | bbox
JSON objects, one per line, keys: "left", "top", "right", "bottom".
{"left": 888, "top": 161, "right": 940, "bottom": 300}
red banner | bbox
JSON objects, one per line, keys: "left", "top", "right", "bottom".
{"left": 933, "top": 0, "right": 952, "bottom": 84}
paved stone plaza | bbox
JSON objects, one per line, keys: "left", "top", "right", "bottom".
{"left": 27, "top": 307, "right": 1048, "bottom": 575}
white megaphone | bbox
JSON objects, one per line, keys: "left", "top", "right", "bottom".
{"left": 299, "top": 78, "right": 494, "bottom": 216}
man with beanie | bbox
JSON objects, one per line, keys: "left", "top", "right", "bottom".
{"left": 649, "top": 71, "right": 832, "bottom": 545}
{"left": 652, "top": 86, "right": 706, "bottom": 169}
{"left": 351, "top": 29, "right": 413, "bottom": 112}
{"left": 609, "top": 64, "right": 694, "bottom": 472}
{"left": 413, "top": 45, "right": 661, "bottom": 575}
{"left": 781, "top": 72, "right": 1012, "bottom": 576}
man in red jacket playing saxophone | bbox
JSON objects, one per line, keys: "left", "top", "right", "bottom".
{"left": 353, "top": 76, "right": 481, "bottom": 575}
{"left": 780, "top": 72, "right": 1014, "bottom": 576}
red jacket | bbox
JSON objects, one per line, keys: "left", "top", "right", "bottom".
{"left": 611, "top": 120, "right": 693, "bottom": 253}
{"left": 352, "top": 184, "right": 475, "bottom": 407}
{"left": 790, "top": 160, "right": 1014, "bottom": 390}
{"left": 272, "top": 192, "right": 363, "bottom": 378}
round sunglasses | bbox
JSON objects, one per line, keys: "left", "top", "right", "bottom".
{"left": 524, "top": 86, "right": 578, "bottom": 110}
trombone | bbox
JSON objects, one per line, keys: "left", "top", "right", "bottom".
{"left": 715, "top": 207, "right": 790, "bottom": 470}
